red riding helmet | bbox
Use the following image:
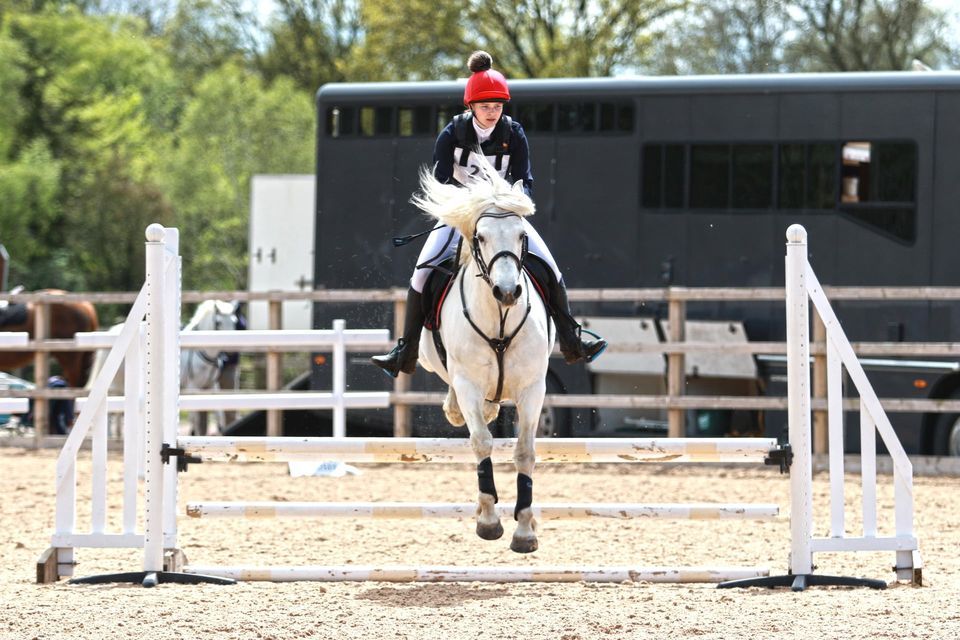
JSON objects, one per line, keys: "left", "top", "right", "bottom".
{"left": 463, "top": 68, "right": 510, "bottom": 105}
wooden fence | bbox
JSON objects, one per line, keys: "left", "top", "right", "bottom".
{"left": 5, "top": 286, "right": 960, "bottom": 451}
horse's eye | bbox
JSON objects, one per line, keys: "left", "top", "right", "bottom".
{"left": 477, "top": 234, "right": 485, "bottom": 243}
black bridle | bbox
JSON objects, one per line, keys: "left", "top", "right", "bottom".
{"left": 471, "top": 212, "right": 529, "bottom": 284}
{"left": 460, "top": 211, "right": 533, "bottom": 404}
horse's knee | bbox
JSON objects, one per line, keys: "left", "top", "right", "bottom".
{"left": 443, "top": 389, "right": 465, "bottom": 427}
{"left": 482, "top": 402, "right": 500, "bottom": 425}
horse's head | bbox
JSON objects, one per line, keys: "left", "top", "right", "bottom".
{"left": 187, "top": 300, "right": 239, "bottom": 332}
{"left": 413, "top": 155, "right": 535, "bottom": 307}
{"left": 473, "top": 211, "right": 528, "bottom": 306}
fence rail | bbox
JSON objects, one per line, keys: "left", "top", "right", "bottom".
{"left": 5, "top": 286, "right": 960, "bottom": 447}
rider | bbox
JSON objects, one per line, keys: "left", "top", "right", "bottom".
{"left": 372, "top": 51, "right": 606, "bottom": 377}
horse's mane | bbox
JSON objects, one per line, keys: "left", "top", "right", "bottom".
{"left": 184, "top": 300, "right": 233, "bottom": 331}
{"left": 412, "top": 154, "right": 535, "bottom": 241}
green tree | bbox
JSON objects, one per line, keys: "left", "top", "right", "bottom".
{"left": 643, "top": 0, "right": 791, "bottom": 74}
{"left": 0, "top": 141, "right": 61, "bottom": 288}
{"left": 2, "top": 7, "right": 179, "bottom": 289}
{"left": 158, "top": 63, "right": 315, "bottom": 290}
{"left": 258, "top": 0, "right": 362, "bottom": 92}
{"left": 786, "top": 0, "right": 956, "bottom": 71}
{"left": 344, "top": 0, "right": 462, "bottom": 81}
{"left": 159, "top": 0, "right": 253, "bottom": 90}
{"left": 645, "top": 0, "right": 959, "bottom": 74}
{"left": 466, "top": 0, "right": 684, "bottom": 78}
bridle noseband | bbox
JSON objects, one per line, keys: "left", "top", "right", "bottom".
{"left": 461, "top": 211, "right": 534, "bottom": 404}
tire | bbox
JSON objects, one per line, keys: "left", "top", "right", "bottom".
{"left": 932, "top": 411, "right": 960, "bottom": 457}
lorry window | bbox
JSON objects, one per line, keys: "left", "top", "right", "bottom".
{"left": 840, "top": 140, "right": 917, "bottom": 242}
{"left": 326, "top": 106, "right": 356, "bottom": 138}
{"left": 690, "top": 144, "right": 730, "bottom": 208}
{"left": 731, "top": 144, "right": 773, "bottom": 209}
{"left": 398, "top": 106, "right": 432, "bottom": 137}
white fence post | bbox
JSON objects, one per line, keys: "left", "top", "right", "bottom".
{"left": 333, "top": 319, "right": 346, "bottom": 438}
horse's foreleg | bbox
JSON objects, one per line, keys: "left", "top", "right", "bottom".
{"left": 442, "top": 387, "right": 465, "bottom": 427}
{"left": 510, "top": 382, "right": 545, "bottom": 553}
{"left": 452, "top": 376, "right": 503, "bottom": 541}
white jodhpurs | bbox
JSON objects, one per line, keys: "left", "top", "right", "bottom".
{"left": 410, "top": 220, "right": 562, "bottom": 293}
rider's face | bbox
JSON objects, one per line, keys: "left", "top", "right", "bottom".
{"left": 471, "top": 102, "right": 503, "bottom": 128}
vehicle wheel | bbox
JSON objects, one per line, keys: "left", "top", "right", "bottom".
{"left": 932, "top": 411, "right": 960, "bottom": 456}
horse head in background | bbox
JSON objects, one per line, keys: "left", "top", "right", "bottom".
{"left": 414, "top": 159, "right": 553, "bottom": 554}
{"left": 0, "top": 289, "right": 99, "bottom": 387}
{"left": 87, "top": 299, "right": 243, "bottom": 436}
{"left": 180, "top": 299, "right": 242, "bottom": 391}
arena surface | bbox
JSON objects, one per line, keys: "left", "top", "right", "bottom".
{"left": 2, "top": 446, "right": 958, "bottom": 639}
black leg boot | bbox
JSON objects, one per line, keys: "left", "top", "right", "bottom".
{"left": 371, "top": 288, "right": 425, "bottom": 377}
{"left": 547, "top": 277, "right": 607, "bottom": 365}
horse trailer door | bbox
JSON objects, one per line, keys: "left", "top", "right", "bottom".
{"left": 248, "top": 175, "right": 316, "bottom": 330}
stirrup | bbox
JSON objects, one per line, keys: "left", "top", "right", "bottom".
{"left": 580, "top": 328, "right": 607, "bottom": 363}
{"left": 561, "top": 327, "right": 607, "bottom": 365}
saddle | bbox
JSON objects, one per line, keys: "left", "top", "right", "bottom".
{"left": 0, "top": 303, "right": 27, "bottom": 328}
{"left": 421, "top": 254, "right": 554, "bottom": 372}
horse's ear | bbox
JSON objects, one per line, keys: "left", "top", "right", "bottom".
{"left": 512, "top": 180, "right": 525, "bottom": 194}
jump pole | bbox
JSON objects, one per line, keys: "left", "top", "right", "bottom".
{"left": 186, "top": 501, "right": 780, "bottom": 521}
{"left": 180, "top": 565, "right": 771, "bottom": 584}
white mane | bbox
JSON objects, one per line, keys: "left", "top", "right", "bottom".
{"left": 411, "top": 153, "right": 535, "bottom": 241}
{"left": 184, "top": 300, "right": 235, "bottom": 331}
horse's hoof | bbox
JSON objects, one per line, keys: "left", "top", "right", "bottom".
{"left": 510, "top": 536, "right": 538, "bottom": 554}
{"left": 476, "top": 521, "right": 504, "bottom": 541}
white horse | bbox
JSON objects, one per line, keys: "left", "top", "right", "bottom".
{"left": 414, "top": 160, "right": 553, "bottom": 553}
{"left": 88, "top": 300, "right": 241, "bottom": 435}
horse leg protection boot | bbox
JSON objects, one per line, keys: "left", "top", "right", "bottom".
{"left": 371, "top": 288, "right": 425, "bottom": 377}
{"left": 546, "top": 277, "right": 608, "bottom": 365}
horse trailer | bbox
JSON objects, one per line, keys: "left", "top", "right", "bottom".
{"left": 309, "top": 72, "right": 960, "bottom": 455}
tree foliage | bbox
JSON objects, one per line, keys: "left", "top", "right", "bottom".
{"left": 157, "top": 64, "right": 315, "bottom": 290}
{"left": 0, "top": 0, "right": 957, "bottom": 296}
{"left": 646, "top": 0, "right": 958, "bottom": 74}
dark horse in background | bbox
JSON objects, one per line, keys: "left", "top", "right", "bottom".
{"left": 0, "top": 289, "right": 99, "bottom": 387}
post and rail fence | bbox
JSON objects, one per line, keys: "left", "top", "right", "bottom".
{"left": 7, "top": 286, "right": 960, "bottom": 449}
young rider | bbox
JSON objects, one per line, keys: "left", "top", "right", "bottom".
{"left": 372, "top": 51, "right": 606, "bottom": 377}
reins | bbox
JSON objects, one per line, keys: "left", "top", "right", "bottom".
{"left": 459, "top": 211, "right": 533, "bottom": 404}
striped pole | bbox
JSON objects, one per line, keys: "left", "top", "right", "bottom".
{"left": 185, "top": 501, "right": 780, "bottom": 521}
{"left": 177, "top": 436, "right": 778, "bottom": 464}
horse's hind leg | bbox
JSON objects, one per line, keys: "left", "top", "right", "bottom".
{"left": 453, "top": 376, "right": 502, "bottom": 541}
{"left": 510, "top": 382, "right": 545, "bottom": 553}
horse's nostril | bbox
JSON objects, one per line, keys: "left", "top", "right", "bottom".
{"left": 492, "top": 285, "right": 503, "bottom": 300}
{"left": 514, "top": 284, "right": 522, "bottom": 298}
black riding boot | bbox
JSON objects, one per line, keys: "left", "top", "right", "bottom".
{"left": 547, "top": 278, "right": 607, "bottom": 364}
{"left": 371, "top": 288, "right": 425, "bottom": 377}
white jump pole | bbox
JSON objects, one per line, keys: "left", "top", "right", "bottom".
{"left": 185, "top": 501, "right": 780, "bottom": 521}
{"left": 176, "top": 436, "right": 778, "bottom": 464}
{"left": 181, "top": 565, "right": 771, "bottom": 584}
